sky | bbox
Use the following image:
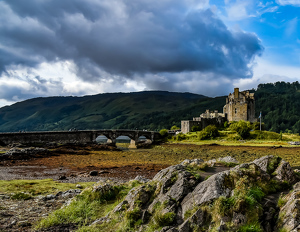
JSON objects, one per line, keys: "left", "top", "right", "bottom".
{"left": 0, "top": 0, "right": 299, "bottom": 107}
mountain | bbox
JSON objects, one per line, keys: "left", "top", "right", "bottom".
{"left": 0, "top": 91, "right": 225, "bottom": 132}
{"left": 1, "top": 81, "right": 300, "bottom": 133}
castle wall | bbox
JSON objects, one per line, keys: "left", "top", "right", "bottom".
{"left": 181, "top": 117, "right": 226, "bottom": 134}
{"left": 229, "top": 102, "right": 248, "bottom": 121}
{"left": 247, "top": 99, "right": 256, "bottom": 122}
{"left": 181, "top": 121, "right": 201, "bottom": 134}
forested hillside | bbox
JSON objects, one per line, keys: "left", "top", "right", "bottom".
{"left": 0, "top": 91, "right": 215, "bottom": 132}
{"left": 0, "top": 82, "right": 300, "bottom": 133}
{"left": 255, "top": 81, "right": 300, "bottom": 133}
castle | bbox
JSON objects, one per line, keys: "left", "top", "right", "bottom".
{"left": 181, "top": 88, "right": 255, "bottom": 133}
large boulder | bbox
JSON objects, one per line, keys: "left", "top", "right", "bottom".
{"left": 181, "top": 170, "right": 232, "bottom": 217}
{"left": 217, "top": 156, "right": 239, "bottom": 164}
{"left": 251, "top": 155, "right": 296, "bottom": 184}
{"left": 277, "top": 182, "right": 300, "bottom": 231}
{"left": 252, "top": 155, "right": 281, "bottom": 174}
{"left": 149, "top": 164, "right": 200, "bottom": 211}
{"left": 88, "top": 156, "right": 297, "bottom": 231}
{"left": 273, "top": 160, "right": 296, "bottom": 184}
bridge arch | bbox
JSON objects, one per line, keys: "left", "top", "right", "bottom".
{"left": 0, "top": 130, "right": 161, "bottom": 149}
{"left": 95, "top": 135, "right": 109, "bottom": 144}
{"left": 92, "top": 130, "right": 156, "bottom": 148}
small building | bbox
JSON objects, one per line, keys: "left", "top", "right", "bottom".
{"left": 181, "top": 88, "right": 255, "bottom": 134}
{"left": 181, "top": 117, "right": 226, "bottom": 134}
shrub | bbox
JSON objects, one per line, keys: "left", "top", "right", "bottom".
{"left": 205, "top": 125, "right": 219, "bottom": 138}
{"left": 159, "top": 129, "right": 171, "bottom": 141}
{"left": 125, "top": 207, "right": 142, "bottom": 227}
{"left": 224, "top": 121, "right": 229, "bottom": 128}
{"left": 174, "top": 133, "right": 187, "bottom": 141}
{"left": 252, "top": 122, "right": 265, "bottom": 131}
{"left": 159, "top": 129, "right": 169, "bottom": 137}
{"left": 11, "top": 192, "right": 32, "bottom": 200}
{"left": 198, "top": 125, "right": 219, "bottom": 140}
{"left": 227, "top": 133, "right": 242, "bottom": 141}
{"left": 229, "top": 121, "right": 251, "bottom": 139}
{"left": 250, "top": 131, "right": 281, "bottom": 140}
{"left": 153, "top": 211, "right": 176, "bottom": 227}
{"left": 191, "top": 125, "right": 202, "bottom": 132}
{"left": 170, "top": 125, "right": 180, "bottom": 130}
{"left": 198, "top": 130, "right": 210, "bottom": 140}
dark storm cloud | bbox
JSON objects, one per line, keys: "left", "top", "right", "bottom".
{"left": 0, "top": 0, "right": 263, "bottom": 81}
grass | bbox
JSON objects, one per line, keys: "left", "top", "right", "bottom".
{"left": 207, "top": 173, "right": 267, "bottom": 231}
{"left": 10, "top": 192, "right": 32, "bottom": 200}
{"left": 35, "top": 180, "right": 142, "bottom": 231}
{"left": 173, "top": 130, "right": 300, "bottom": 147}
{"left": 277, "top": 195, "right": 288, "bottom": 208}
{"left": 0, "top": 179, "right": 95, "bottom": 196}
{"left": 151, "top": 143, "right": 300, "bottom": 168}
{"left": 238, "top": 223, "right": 263, "bottom": 232}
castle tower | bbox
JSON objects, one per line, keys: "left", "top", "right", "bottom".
{"left": 223, "top": 88, "right": 255, "bottom": 122}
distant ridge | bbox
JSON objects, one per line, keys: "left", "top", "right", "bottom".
{"left": 0, "top": 91, "right": 214, "bottom": 132}
{"left": 2, "top": 82, "right": 300, "bottom": 133}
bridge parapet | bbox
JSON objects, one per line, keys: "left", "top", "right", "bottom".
{"left": 0, "top": 130, "right": 161, "bottom": 148}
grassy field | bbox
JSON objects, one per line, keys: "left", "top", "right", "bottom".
{"left": 31, "top": 142, "right": 300, "bottom": 169}
{"left": 173, "top": 130, "right": 300, "bottom": 146}
{"left": 0, "top": 179, "right": 95, "bottom": 197}
{"left": 1, "top": 137, "right": 300, "bottom": 196}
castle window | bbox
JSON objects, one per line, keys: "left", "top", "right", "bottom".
{"left": 235, "top": 108, "right": 237, "bottom": 114}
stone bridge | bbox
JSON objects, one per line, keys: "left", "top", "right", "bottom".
{"left": 0, "top": 130, "right": 161, "bottom": 149}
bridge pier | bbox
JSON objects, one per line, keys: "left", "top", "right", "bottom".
{"left": 107, "top": 139, "right": 116, "bottom": 146}
{"left": 128, "top": 139, "right": 138, "bottom": 149}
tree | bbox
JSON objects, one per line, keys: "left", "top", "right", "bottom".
{"left": 170, "top": 125, "right": 180, "bottom": 130}
{"left": 159, "top": 129, "right": 169, "bottom": 137}
{"left": 198, "top": 125, "right": 219, "bottom": 140}
{"left": 229, "top": 120, "right": 251, "bottom": 139}
{"left": 191, "top": 125, "right": 202, "bottom": 132}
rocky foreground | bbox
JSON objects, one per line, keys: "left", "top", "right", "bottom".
{"left": 2, "top": 155, "right": 300, "bottom": 231}
{"left": 29, "top": 155, "right": 300, "bottom": 232}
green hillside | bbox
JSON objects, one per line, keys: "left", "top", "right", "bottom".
{"left": 1, "top": 82, "right": 300, "bottom": 133}
{"left": 255, "top": 81, "right": 300, "bottom": 133}
{"left": 0, "top": 91, "right": 220, "bottom": 132}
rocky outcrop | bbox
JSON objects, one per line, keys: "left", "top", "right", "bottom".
{"left": 45, "top": 155, "right": 299, "bottom": 232}
{"left": 0, "top": 147, "right": 49, "bottom": 160}
{"left": 181, "top": 170, "right": 232, "bottom": 216}
{"left": 277, "top": 182, "right": 300, "bottom": 231}
{"left": 217, "top": 156, "right": 239, "bottom": 164}
{"left": 202, "top": 156, "right": 239, "bottom": 167}
{"left": 87, "top": 155, "right": 298, "bottom": 231}
{"left": 274, "top": 160, "right": 296, "bottom": 183}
